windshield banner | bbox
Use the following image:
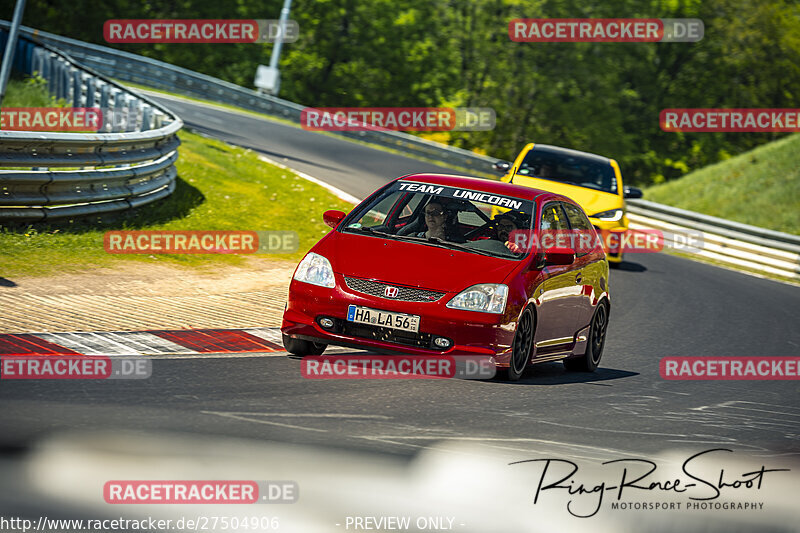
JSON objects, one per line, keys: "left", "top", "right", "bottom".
{"left": 396, "top": 182, "right": 532, "bottom": 213}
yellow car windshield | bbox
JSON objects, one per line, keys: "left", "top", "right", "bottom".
{"left": 517, "top": 151, "right": 617, "bottom": 194}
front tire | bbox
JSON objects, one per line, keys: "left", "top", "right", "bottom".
{"left": 506, "top": 308, "right": 534, "bottom": 381}
{"left": 282, "top": 333, "right": 327, "bottom": 355}
{"left": 564, "top": 300, "right": 608, "bottom": 372}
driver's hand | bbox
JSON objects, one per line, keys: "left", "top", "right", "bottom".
{"left": 505, "top": 241, "right": 522, "bottom": 253}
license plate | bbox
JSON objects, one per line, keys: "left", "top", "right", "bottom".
{"left": 347, "top": 305, "right": 420, "bottom": 333}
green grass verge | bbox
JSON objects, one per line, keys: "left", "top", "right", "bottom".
{"left": 1, "top": 76, "right": 64, "bottom": 107}
{"left": 0, "top": 129, "right": 354, "bottom": 278}
{"left": 644, "top": 134, "right": 800, "bottom": 235}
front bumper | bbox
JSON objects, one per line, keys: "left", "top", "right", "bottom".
{"left": 281, "top": 274, "right": 518, "bottom": 366}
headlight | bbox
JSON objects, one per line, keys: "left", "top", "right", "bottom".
{"left": 592, "top": 208, "right": 623, "bottom": 222}
{"left": 446, "top": 284, "right": 508, "bottom": 314}
{"left": 293, "top": 252, "right": 335, "bottom": 288}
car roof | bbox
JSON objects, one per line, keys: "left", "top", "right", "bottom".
{"left": 396, "top": 173, "right": 542, "bottom": 201}
{"left": 529, "top": 144, "right": 612, "bottom": 165}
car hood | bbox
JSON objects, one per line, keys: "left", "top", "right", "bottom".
{"left": 510, "top": 175, "right": 622, "bottom": 216}
{"left": 317, "top": 232, "right": 519, "bottom": 292}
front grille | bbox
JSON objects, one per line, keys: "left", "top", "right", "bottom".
{"left": 341, "top": 321, "right": 435, "bottom": 349}
{"left": 344, "top": 277, "right": 444, "bottom": 302}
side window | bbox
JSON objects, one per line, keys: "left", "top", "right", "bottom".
{"left": 386, "top": 193, "right": 425, "bottom": 232}
{"left": 540, "top": 202, "right": 569, "bottom": 231}
{"left": 561, "top": 202, "right": 597, "bottom": 256}
{"left": 561, "top": 202, "right": 593, "bottom": 231}
{"left": 360, "top": 191, "right": 403, "bottom": 227}
{"left": 395, "top": 193, "right": 424, "bottom": 227}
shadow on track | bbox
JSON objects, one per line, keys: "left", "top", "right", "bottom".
{"left": 501, "top": 362, "right": 638, "bottom": 386}
{"left": 613, "top": 260, "right": 647, "bottom": 272}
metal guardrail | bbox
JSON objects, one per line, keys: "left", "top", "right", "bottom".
{"left": 627, "top": 200, "right": 800, "bottom": 281}
{"left": 6, "top": 22, "right": 796, "bottom": 280}
{"left": 0, "top": 24, "right": 182, "bottom": 222}
{"left": 628, "top": 199, "right": 800, "bottom": 251}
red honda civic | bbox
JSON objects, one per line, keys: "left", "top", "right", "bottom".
{"left": 281, "top": 174, "right": 610, "bottom": 380}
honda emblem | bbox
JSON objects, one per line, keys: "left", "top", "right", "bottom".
{"left": 384, "top": 286, "right": 399, "bottom": 298}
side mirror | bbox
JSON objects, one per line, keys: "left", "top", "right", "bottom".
{"left": 493, "top": 160, "right": 512, "bottom": 174}
{"left": 323, "top": 210, "right": 346, "bottom": 229}
{"left": 544, "top": 247, "right": 576, "bottom": 266}
{"left": 623, "top": 186, "right": 643, "bottom": 199}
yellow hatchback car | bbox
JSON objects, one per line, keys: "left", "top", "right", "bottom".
{"left": 494, "top": 143, "right": 643, "bottom": 264}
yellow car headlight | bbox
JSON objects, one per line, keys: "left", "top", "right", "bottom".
{"left": 592, "top": 209, "right": 623, "bottom": 222}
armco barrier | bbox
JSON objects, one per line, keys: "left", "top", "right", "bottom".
{"left": 3, "top": 22, "right": 796, "bottom": 281}
{"left": 627, "top": 199, "right": 800, "bottom": 281}
{"left": 0, "top": 25, "right": 182, "bottom": 222}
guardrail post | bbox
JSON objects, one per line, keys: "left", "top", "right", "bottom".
{"left": 42, "top": 52, "right": 51, "bottom": 90}
{"left": 31, "top": 46, "right": 42, "bottom": 76}
{"left": 127, "top": 97, "right": 139, "bottom": 132}
{"left": 47, "top": 56, "right": 56, "bottom": 97}
{"left": 99, "top": 82, "right": 109, "bottom": 131}
{"left": 57, "top": 61, "right": 65, "bottom": 100}
{"left": 51, "top": 59, "right": 58, "bottom": 98}
{"left": 85, "top": 76, "right": 95, "bottom": 107}
{"left": 112, "top": 90, "right": 125, "bottom": 133}
{"left": 72, "top": 69, "right": 82, "bottom": 107}
{"left": 63, "top": 65, "right": 72, "bottom": 102}
{"left": 57, "top": 61, "right": 67, "bottom": 101}
{"left": 141, "top": 105, "right": 152, "bottom": 131}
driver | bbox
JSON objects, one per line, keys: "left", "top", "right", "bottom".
{"left": 415, "top": 201, "right": 465, "bottom": 242}
{"left": 494, "top": 212, "right": 526, "bottom": 253}
{"left": 537, "top": 162, "right": 556, "bottom": 179}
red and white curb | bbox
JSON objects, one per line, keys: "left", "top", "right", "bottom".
{"left": 0, "top": 327, "right": 312, "bottom": 358}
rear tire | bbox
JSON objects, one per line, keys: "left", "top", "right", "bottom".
{"left": 564, "top": 300, "right": 608, "bottom": 372}
{"left": 506, "top": 308, "right": 534, "bottom": 381}
{"left": 282, "top": 333, "right": 327, "bottom": 355}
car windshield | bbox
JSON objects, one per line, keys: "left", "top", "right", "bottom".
{"left": 517, "top": 150, "right": 618, "bottom": 194}
{"left": 341, "top": 181, "right": 535, "bottom": 260}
